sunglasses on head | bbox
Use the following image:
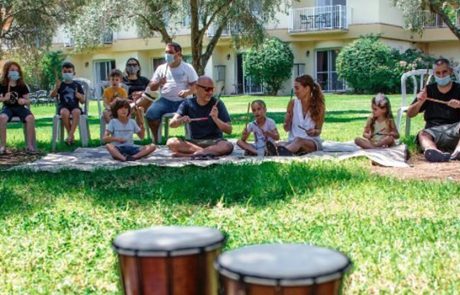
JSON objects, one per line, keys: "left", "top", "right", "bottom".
{"left": 197, "top": 84, "right": 214, "bottom": 92}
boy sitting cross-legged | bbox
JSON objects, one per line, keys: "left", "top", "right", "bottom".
{"left": 103, "top": 99, "right": 156, "bottom": 161}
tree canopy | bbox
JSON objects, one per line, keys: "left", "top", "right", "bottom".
{"left": 244, "top": 37, "right": 293, "bottom": 95}
{"left": 0, "top": 0, "right": 85, "bottom": 58}
{"left": 393, "top": 0, "right": 460, "bottom": 40}
{"left": 66, "top": 0, "right": 291, "bottom": 74}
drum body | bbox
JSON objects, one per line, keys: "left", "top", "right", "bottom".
{"left": 215, "top": 244, "right": 351, "bottom": 295}
{"left": 113, "top": 226, "right": 225, "bottom": 295}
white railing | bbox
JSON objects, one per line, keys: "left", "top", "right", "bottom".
{"left": 289, "top": 5, "right": 351, "bottom": 33}
{"left": 424, "top": 10, "right": 460, "bottom": 28}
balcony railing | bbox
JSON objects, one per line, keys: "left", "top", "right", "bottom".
{"left": 289, "top": 5, "right": 351, "bottom": 33}
{"left": 423, "top": 10, "right": 460, "bottom": 29}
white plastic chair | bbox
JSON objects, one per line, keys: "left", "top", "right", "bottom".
{"left": 51, "top": 79, "right": 91, "bottom": 151}
{"left": 396, "top": 68, "right": 460, "bottom": 137}
{"left": 9, "top": 106, "right": 36, "bottom": 150}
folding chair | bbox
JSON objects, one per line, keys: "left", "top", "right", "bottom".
{"left": 51, "top": 80, "right": 91, "bottom": 151}
{"left": 397, "top": 68, "right": 460, "bottom": 137}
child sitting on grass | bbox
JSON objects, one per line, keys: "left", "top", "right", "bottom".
{"left": 103, "top": 99, "right": 156, "bottom": 161}
{"left": 355, "top": 93, "right": 399, "bottom": 149}
{"left": 237, "top": 99, "right": 279, "bottom": 156}
{"left": 103, "top": 69, "right": 128, "bottom": 123}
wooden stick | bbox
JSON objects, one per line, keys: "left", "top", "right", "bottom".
{"left": 426, "top": 97, "right": 449, "bottom": 105}
{"left": 245, "top": 102, "right": 251, "bottom": 126}
{"left": 297, "top": 125, "right": 308, "bottom": 132}
{"left": 423, "top": 67, "right": 430, "bottom": 88}
{"left": 189, "top": 117, "right": 208, "bottom": 122}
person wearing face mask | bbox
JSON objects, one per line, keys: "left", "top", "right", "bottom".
{"left": 122, "top": 57, "right": 150, "bottom": 101}
{"left": 0, "top": 61, "right": 37, "bottom": 154}
{"left": 50, "top": 61, "right": 85, "bottom": 145}
{"left": 145, "top": 42, "right": 198, "bottom": 143}
{"left": 407, "top": 58, "right": 460, "bottom": 162}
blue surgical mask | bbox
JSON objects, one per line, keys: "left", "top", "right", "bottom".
{"left": 62, "top": 73, "right": 74, "bottom": 81}
{"left": 435, "top": 75, "right": 451, "bottom": 87}
{"left": 165, "top": 53, "right": 175, "bottom": 64}
{"left": 8, "top": 71, "right": 20, "bottom": 81}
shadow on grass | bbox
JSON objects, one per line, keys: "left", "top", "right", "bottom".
{"left": 0, "top": 161, "right": 369, "bottom": 219}
{"left": 6, "top": 116, "right": 101, "bottom": 130}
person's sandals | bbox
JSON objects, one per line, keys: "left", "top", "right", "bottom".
{"left": 277, "top": 146, "right": 294, "bottom": 156}
{"left": 265, "top": 141, "right": 278, "bottom": 156}
{"left": 424, "top": 149, "right": 451, "bottom": 162}
{"left": 26, "top": 148, "right": 39, "bottom": 155}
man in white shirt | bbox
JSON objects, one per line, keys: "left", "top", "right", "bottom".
{"left": 145, "top": 42, "right": 198, "bottom": 143}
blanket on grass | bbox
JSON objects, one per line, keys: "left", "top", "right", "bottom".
{"left": 11, "top": 141, "right": 409, "bottom": 172}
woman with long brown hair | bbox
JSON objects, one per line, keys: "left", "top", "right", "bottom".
{"left": 269, "top": 75, "right": 325, "bottom": 156}
{"left": 0, "top": 61, "right": 37, "bottom": 154}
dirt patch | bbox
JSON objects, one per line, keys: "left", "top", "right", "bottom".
{"left": 0, "top": 149, "right": 44, "bottom": 169}
{"left": 370, "top": 153, "right": 460, "bottom": 182}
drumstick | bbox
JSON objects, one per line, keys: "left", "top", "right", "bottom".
{"left": 426, "top": 97, "right": 449, "bottom": 105}
{"left": 189, "top": 117, "right": 208, "bottom": 122}
{"left": 423, "top": 66, "right": 430, "bottom": 88}
{"left": 298, "top": 125, "right": 308, "bottom": 132}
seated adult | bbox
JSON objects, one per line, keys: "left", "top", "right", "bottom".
{"left": 167, "top": 76, "right": 233, "bottom": 158}
{"left": 122, "top": 57, "right": 150, "bottom": 101}
{"left": 271, "top": 74, "right": 325, "bottom": 156}
{"left": 407, "top": 58, "right": 460, "bottom": 162}
{"left": 146, "top": 42, "right": 198, "bottom": 143}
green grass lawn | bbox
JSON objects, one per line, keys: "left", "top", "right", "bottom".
{"left": 1, "top": 95, "right": 459, "bottom": 294}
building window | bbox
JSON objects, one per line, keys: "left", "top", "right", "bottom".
{"left": 316, "top": 49, "right": 345, "bottom": 92}
{"left": 214, "top": 65, "right": 226, "bottom": 82}
{"left": 293, "top": 63, "right": 305, "bottom": 78}
{"left": 94, "top": 60, "right": 116, "bottom": 84}
{"left": 153, "top": 58, "right": 165, "bottom": 72}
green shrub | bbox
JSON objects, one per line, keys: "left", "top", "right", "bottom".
{"left": 244, "top": 37, "right": 294, "bottom": 95}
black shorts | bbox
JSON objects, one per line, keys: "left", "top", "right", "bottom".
{"left": 1, "top": 106, "right": 32, "bottom": 123}
{"left": 58, "top": 105, "right": 82, "bottom": 114}
{"left": 115, "top": 145, "right": 141, "bottom": 156}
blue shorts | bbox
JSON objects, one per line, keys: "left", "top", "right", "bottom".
{"left": 145, "top": 97, "right": 183, "bottom": 121}
{"left": 1, "top": 105, "right": 32, "bottom": 122}
{"left": 115, "top": 145, "right": 141, "bottom": 156}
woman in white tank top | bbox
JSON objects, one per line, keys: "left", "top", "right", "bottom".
{"left": 276, "top": 75, "right": 325, "bottom": 156}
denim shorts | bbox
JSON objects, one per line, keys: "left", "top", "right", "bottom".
{"left": 1, "top": 106, "right": 32, "bottom": 122}
{"left": 145, "top": 97, "right": 183, "bottom": 121}
{"left": 115, "top": 145, "right": 141, "bottom": 156}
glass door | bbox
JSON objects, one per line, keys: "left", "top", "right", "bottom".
{"left": 94, "top": 60, "right": 116, "bottom": 84}
{"left": 316, "top": 49, "right": 345, "bottom": 92}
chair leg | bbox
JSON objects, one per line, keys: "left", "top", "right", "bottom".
{"left": 51, "top": 115, "right": 60, "bottom": 152}
{"left": 79, "top": 115, "right": 89, "bottom": 147}
{"left": 164, "top": 117, "right": 169, "bottom": 141}
{"left": 185, "top": 123, "right": 191, "bottom": 140}
{"left": 100, "top": 118, "right": 106, "bottom": 145}
{"left": 405, "top": 116, "right": 411, "bottom": 138}
{"left": 157, "top": 118, "right": 163, "bottom": 144}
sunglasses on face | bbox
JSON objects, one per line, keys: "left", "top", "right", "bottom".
{"left": 197, "top": 84, "right": 214, "bottom": 92}
{"left": 127, "top": 64, "right": 138, "bottom": 67}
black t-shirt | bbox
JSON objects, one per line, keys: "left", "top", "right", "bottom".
{"left": 411, "top": 82, "right": 460, "bottom": 128}
{"left": 0, "top": 83, "right": 29, "bottom": 107}
{"left": 57, "top": 81, "right": 84, "bottom": 109}
{"left": 176, "top": 97, "right": 231, "bottom": 140}
{"left": 123, "top": 76, "right": 150, "bottom": 98}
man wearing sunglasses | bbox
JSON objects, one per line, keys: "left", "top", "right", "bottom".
{"left": 167, "top": 76, "right": 233, "bottom": 158}
{"left": 146, "top": 42, "right": 198, "bottom": 143}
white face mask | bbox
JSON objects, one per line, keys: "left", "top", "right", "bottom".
{"left": 165, "top": 53, "right": 175, "bottom": 64}
{"left": 435, "top": 75, "right": 451, "bottom": 87}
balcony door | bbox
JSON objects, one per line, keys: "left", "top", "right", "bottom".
{"left": 316, "top": 49, "right": 345, "bottom": 92}
{"left": 316, "top": 0, "right": 346, "bottom": 6}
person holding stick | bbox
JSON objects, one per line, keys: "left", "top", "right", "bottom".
{"left": 355, "top": 93, "right": 399, "bottom": 149}
{"left": 407, "top": 58, "right": 460, "bottom": 162}
{"left": 167, "top": 76, "right": 233, "bottom": 158}
{"left": 145, "top": 42, "right": 198, "bottom": 143}
{"left": 237, "top": 100, "right": 279, "bottom": 156}
{"left": 0, "top": 61, "right": 37, "bottom": 154}
{"left": 271, "top": 75, "right": 325, "bottom": 156}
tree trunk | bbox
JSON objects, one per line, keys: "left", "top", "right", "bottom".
{"left": 429, "top": 2, "right": 460, "bottom": 40}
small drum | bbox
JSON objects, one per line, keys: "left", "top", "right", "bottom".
{"left": 215, "top": 244, "right": 352, "bottom": 295}
{"left": 113, "top": 226, "right": 225, "bottom": 295}
{"left": 131, "top": 88, "right": 159, "bottom": 111}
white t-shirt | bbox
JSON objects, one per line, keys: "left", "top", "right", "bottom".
{"left": 107, "top": 118, "right": 141, "bottom": 146}
{"left": 288, "top": 98, "right": 321, "bottom": 142}
{"left": 246, "top": 118, "right": 277, "bottom": 149}
{"left": 152, "top": 61, "right": 198, "bottom": 102}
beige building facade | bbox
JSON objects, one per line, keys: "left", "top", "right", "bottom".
{"left": 52, "top": 0, "right": 460, "bottom": 95}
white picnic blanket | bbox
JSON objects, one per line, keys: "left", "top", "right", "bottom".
{"left": 11, "top": 141, "right": 409, "bottom": 172}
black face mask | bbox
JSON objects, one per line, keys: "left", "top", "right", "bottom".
{"left": 126, "top": 65, "right": 139, "bottom": 74}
